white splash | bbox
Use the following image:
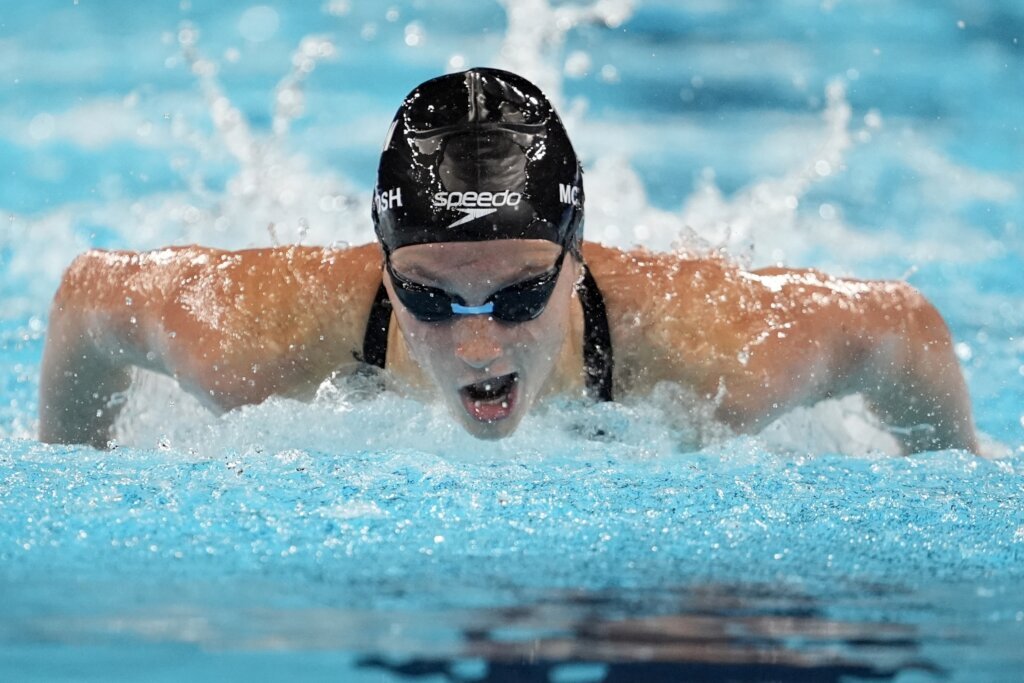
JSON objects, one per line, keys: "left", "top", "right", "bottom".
{"left": 1, "top": 24, "right": 370, "bottom": 319}
{"left": 496, "top": 0, "right": 634, "bottom": 111}
{"left": 3, "top": 1, "right": 1012, "bottom": 457}
{"left": 676, "top": 80, "right": 856, "bottom": 264}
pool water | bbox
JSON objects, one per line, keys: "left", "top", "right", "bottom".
{"left": 1, "top": 0, "right": 1023, "bottom": 681}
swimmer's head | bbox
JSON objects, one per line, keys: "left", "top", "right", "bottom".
{"left": 372, "top": 67, "right": 584, "bottom": 254}
{"left": 375, "top": 69, "right": 585, "bottom": 439}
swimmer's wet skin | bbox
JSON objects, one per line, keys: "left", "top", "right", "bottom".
{"left": 38, "top": 68, "right": 979, "bottom": 454}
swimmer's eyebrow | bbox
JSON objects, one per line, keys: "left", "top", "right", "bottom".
{"left": 389, "top": 262, "right": 444, "bottom": 283}
{"left": 394, "top": 257, "right": 557, "bottom": 288}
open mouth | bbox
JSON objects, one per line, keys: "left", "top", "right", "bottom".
{"left": 459, "top": 372, "right": 519, "bottom": 422}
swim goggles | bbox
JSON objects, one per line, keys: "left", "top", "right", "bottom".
{"left": 384, "top": 245, "right": 567, "bottom": 323}
{"left": 406, "top": 121, "right": 546, "bottom": 157}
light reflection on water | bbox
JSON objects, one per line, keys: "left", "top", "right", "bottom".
{"left": 10, "top": 577, "right": 1018, "bottom": 681}
{"left": 0, "top": 580, "right": 956, "bottom": 680}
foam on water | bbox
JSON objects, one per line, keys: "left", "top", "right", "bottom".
{"left": 4, "top": 0, "right": 984, "bottom": 455}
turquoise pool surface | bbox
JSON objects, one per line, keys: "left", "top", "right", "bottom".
{"left": 1, "top": 1, "right": 1023, "bottom": 680}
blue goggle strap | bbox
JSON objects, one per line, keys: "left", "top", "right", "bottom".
{"left": 450, "top": 301, "right": 495, "bottom": 316}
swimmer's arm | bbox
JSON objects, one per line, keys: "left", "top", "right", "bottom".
{"left": 39, "top": 245, "right": 383, "bottom": 447}
{"left": 711, "top": 273, "right": 977, "bottom": 454}
{"left": 39, "top": 252, "right": 163, "bottom": 447}
{"left": 850, "top": 285, "right": 978, "bottom": 454}
{"left": 38, "top": 246, "right": 261, "bottom": 447}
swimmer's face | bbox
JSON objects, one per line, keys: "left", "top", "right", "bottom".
{"left": 384, "top": 239, "right": 577, "bottom": 439}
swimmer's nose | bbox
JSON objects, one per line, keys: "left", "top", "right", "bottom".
{"left": 453, "top": 316, "right": 503, "bottom": 369}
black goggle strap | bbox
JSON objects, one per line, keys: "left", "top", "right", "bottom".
{"left": 406, "top": 122, "right": 547, "bottom": 155}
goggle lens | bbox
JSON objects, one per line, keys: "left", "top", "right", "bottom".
{"left": 386, "top": 248, "right": 566, "bottom": 323}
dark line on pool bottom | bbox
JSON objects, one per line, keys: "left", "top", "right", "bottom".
{"left": 355, "top": 656, "right": 942, "bottom": 682}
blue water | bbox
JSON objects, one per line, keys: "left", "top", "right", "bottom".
{"left": 2, "top": 0, "right": 1023, "bottom": 680}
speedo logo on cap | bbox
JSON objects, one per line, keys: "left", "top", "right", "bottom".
{"left": 432, "top": 190, "right": 522, "bottom": 210}
{"left": 434, "top": 190, "right": 522, "bottom": 228}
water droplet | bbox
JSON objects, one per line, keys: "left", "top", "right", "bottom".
{"left": 600, "top": 64, "right": 619, "bottom": 83}
{"left": 404, "top": 22, "right": 424, "bottom": 47}
{"left": 239, "top": 5, "right": 279, "bottom": 43}
{"left": 28, "top": 113, "right": 55, "bottom": 141}
{"left": 178, "top": 25, "right": 198, "bottom": 47}
{"left": 324, "top": 0, "right": 350, "bottom": 17}
{"left": 564, "top": 51, "right": 591, "bottom": 78}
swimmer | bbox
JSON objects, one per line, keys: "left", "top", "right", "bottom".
{"left": 38, "top": 68, "right": 978, "bottom": 453}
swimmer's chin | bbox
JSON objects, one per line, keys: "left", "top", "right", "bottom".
{"left": 457, "top": 414, "right": 523, "bottom": 440}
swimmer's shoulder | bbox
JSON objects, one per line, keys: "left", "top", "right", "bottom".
{"left": 58, "top": 243, "right": 385, "bottom": 384}
{"left": 56, "top": 245, "right": 224, "bottom": 317}
{"left": 582, "top": 241, "right": 900, "bottom": 333}
{"left": 157, "top": 243, "right": 383, "bottom": 364}
{"left": 581, "top": 242, "right": 742, "bottom": 391}
{"left": 60, "top": 242, "right": 382, "bottom": 311}
{"left": 581, "top": 241, "right": 733, "bottom": 290}
{"left": 581, "top": 240, "right": 741, "bottom": 324}
{"left": 580, "top": 243, "right": 860, "bottom": 391}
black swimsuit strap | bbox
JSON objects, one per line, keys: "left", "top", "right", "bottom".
{"left": 358, "top": 280, "right": 392, "bottom": 369}
{"left": 577, "top": 264, "right": 614, "bottom": 401}
{"left": 359, "top": 266, "right": 614, "bottom": 401}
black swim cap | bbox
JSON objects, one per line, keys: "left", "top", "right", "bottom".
{"left": 373, "top": 67, "right": 584, "bottom": 253}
